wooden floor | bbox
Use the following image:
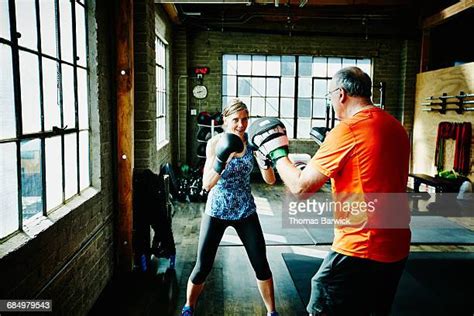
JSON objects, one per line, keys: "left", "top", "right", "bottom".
{"left": 90, "top": 182, "right": 474, "bottom": 316}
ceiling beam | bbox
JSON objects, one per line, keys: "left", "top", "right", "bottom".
{"left": 423, "top": 0, "right": 474, "bottom": 29}
{"left": 162, "top": 3, "right": 181, "bottom": 24}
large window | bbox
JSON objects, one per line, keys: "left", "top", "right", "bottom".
{"left": 155, "top": 36, "right": 167, "bottom": 146}
{"left": 222, "top": 54, "right": 371, "bottom": 139}
{"left": 0, "top": 1, "right": 89, "bottom": 239}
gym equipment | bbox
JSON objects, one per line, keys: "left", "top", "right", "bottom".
{"left": 421, "top": 91, "right": 474, "bottom": 114}
{"left": 180, "top": 164, "right": 190, "bottom": 178}
{"left": 197, "top": 126, "right": 224, "bottom": 142}
{"left": 310, "top": 127, "right": 330, "bottom": 145}
{"left": 248, "top": 117, "right": 289, "bottom": 162}
{"left": 211, "top": 112, "right": 224, "bottom": 125}
{"left": 254, "top": 150, "right": 271, "bottom": 170}
{"left": 197, "top": 143, "right": 207, "bottom": 158}
{"left": 197, "top": 111, "right": 211, "bottom": 125}
{"left": 133, "top": 169, "right": 176, "bottom": 273}
{"left": 213, "top": 133, "right": 244, "bottom": 174}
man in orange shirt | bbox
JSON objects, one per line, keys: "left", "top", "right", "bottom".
{"left": 248, "top": 67, "right": 410, "bottom": 315}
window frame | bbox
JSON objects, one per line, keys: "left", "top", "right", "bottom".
{"left": 222, "top": 54, "right": 373, "bottom": 139}
{"left": 0, "top": 0, "right": 90, "bottom": 240}
{"left": 155, "top": 34, "right": 168, "bottom": 148}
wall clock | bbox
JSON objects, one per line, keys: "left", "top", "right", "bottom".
{"left": 193, "top": 85, "right": 208, "bottom": 99}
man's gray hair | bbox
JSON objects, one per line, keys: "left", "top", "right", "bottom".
{"left": 333, "top": 67, "right": 372, "bottom": 98}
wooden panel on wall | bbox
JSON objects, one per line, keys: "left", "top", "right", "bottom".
{"left": 412, "top": 62, "right": 474, "bottom": 181}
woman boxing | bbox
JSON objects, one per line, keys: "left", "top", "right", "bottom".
{"left": 181, "top": 99, "right": 279, "bottom": 316}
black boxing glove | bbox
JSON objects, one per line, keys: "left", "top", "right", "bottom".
{"left": 213, "top": 133, "right": 244, "bottom": 174}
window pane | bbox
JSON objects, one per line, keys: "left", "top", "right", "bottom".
{"left": 156, "top": 118, "right": 160, "bottom": 143}
{"left": 62, "top": 64, "right": 76, "bottom": 128}
{"left": 20, "top": 52, "right": 41, "bottom": 134}
{"left": 313, "top": 57, "right": 327, "bottom": 77}
{"left": 297, "top": 118, "right": 311, "bottom": 139}
{"left": 0, "top": 142, "right": 19, "bottom": 238}
{"left": 357, "top": 58, "right": 371, "bottom": 75}
{"left": 15, "top": 1, "right": 37, "bottom": 50}
{"left": 0, "top": 0, "right": 10, "bottom": 40}
{"left": 64, "top": 133, "right": 78, "bottom": 199}
{"left": 222, "top": 97, "right": 228, "bottom": 110}
{"left": 43, "top": 57, "right": 60, "bottom": 131}
{"left": 223, "top": 75, "right": 236, "bottom": 96}
{"left": 239, "top": 96, "right": 250, "bottom": 109}
{"left": 298, "top": 98, "right": 311, "bottom": 118}
{"left": 281, "top": 77, "right": 294, "bottom": 98}
{"left": 298, "top": 77, "right": 312, "bottom": 97}
{"left": 298, "top": 56, "right": 312, "bottom": 76}
{"left": 281, "top": 118, "right": 294, "bottom": 139}
{"left": 238, "top": 77, "right": 251, "bottom": 96}
{"left": 266, "top": 56, "right": 280, "bottom": 76}
{"left": 39, "top": 0, "right": 57, "bottom": 57}
{"left": 21, "top": 139, "right": 43, "bottom": 221}
{"left": 161, "top": 118, "right": 165, "bottom": 143}
{"left": 45, "top": 136, "right": 63, "bottom": 210}
{"left": 313, "top": 79, "right": 327, "bottom": 98}
{"left": 252, "top": 55, "right": 265, "bottom": 76}
{"left": 281, "top": 56, "right": 295, "bottom": 76}
{"left": 266, "top": 97, "right": 278, "bottom": 117}
{"left": 79, "top": 131, "right": 89, "bottom": 190}
{"left": 280, "top": 98, "right": 294, "bottom": 118}
{"left": 76, "top": 4, "right": 87, "bottom": 67}
{"left": 223, "top": 54, "right": 237, "bottom": 75}
{"left": 59, "top": 0, "right": 73, "bottom": 62}
{"left": 312, "top": 98, "right": 327, "bottom": 118}
{"left": 0, "top": 44, "right": 16, "bottom": 139}
{"left": 251, "top": 77, "right": 265, "bottom": 97}
{"left": 266, "top": 78, "right": 279, "bottom": 97}
{"left": 157, "top": 117, "right": 165, "bottom": 144}
{"left": 343, "top": 58, "right": 357, "bottom": 68}
{"left": 311, "top": 119, "right": 326, "bottom": 128}
{"left": 78, "top": 68, "right": 89, "bottom": 129}
{"left": 328, "top": 57, "right": 342, "bottom": 77}
{"left": 251, "top": 97, "right": 265, "bottom": 117}
{"left": 237, "top": 55, "right": 251, "bottom": 75}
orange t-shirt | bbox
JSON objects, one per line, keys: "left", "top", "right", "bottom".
{"left": 310, "top": 107, "right": 411, "bottom": 263}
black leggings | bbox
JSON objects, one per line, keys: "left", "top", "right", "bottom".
{"left": 190, "top": 212, "right": 272, "bottom": 284}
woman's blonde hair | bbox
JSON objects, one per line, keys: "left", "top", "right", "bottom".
{"left": 222, "top": 98, "right": 249, "bottom": 118}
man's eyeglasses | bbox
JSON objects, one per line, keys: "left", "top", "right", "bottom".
{"left": 325, "top": 87, "right": 341, "bottom": 98}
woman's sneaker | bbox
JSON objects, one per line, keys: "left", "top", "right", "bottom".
{"left": 181, "top": 306, "right": 193, "bottom": 316}
{"left": 267, "top": 312, "right": 279, "bottom": 316}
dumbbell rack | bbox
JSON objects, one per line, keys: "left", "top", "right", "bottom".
{"left": 196, "top": 120, "right": 223, "bottom": 163}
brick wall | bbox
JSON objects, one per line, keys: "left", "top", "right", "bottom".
{"left": 0, "top": 1, "right": 115, "bottom": 314}
{"left": 174, "top": 30, "right": 419, "bottom": 163}
{"left": 134, "top": 1, "right": 174, "bottom": 173}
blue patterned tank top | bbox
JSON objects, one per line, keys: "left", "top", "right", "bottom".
{"left": 205, "top": 142, "right": 256, "bottom": 220}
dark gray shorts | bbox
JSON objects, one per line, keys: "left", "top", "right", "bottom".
{"left": 307, "top": 250, "right": 407, "bottom": 316}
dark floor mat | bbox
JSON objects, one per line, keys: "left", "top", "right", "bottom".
{"left": 282, "top": 252, "right": 474, "bottom": 316}
{"left": 305, "top": 216, "right": 474, "bottom": 245}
